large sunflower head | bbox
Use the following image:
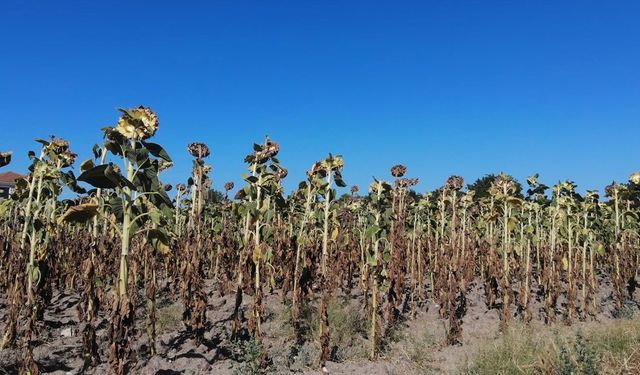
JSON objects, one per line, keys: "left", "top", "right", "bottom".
{"left": 115, "top": 106, "right": 159, "bottom": 140}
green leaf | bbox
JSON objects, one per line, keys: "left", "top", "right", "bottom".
{"left": 78, "top": 164, "right": 117, "bottom": 189}
{"left": 365, "top": 225, "right": 380, "bottom": 238}
{"left": 366, "top": 253, "right": 377, "bottom": 266}
{"left": 142, "top": 141, "right": 172, "bottom": 162}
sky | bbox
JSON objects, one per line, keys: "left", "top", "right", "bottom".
{"left": 1, "top": 1, "right": 639, "bottom": 196}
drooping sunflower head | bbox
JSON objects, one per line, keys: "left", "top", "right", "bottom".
{"left": 59, "top": 151, "right": 78, "bottom": 168}
{"left": 187, "top": 142, "right": 211, "bottom": 159}
{"left": 0, "top": 151, "right": 12, "bottom": 167}
{"left": 158, "top": 160, "right": 174, "bottom": 172}
{"left": 398, "top": 177, "right": 420, "bottom": 189}
{"left": 390, "top": 164, "right": 407, "bottom": 178}
{"left": 115, "top": 106, "right": 159, "bottom": 141}
{"left": 276, "top": 166, "right": 288, "bottom": 180}
{"left": 446, "top": 175, "right": 464, "bottom": 191}
{"left": 604, "top": 182, "right": 625, "bottom": 197}
{"left": 49, "top": 138, "right": 70, "bottom": 154}
{"left": 253, "top": 138, "right": 281, "bottom": 164}
{"left": 492, "top": 173, "right": 516, "bottom": 195}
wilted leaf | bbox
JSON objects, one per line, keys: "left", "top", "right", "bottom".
{"left": 365, "top": 225, "right": 380, "bottom": 238}
{"left": 148, "top": 228, "right": 171, "bottom": 255}
{"left": 59, "top": 203, "right": 99, "bottom": 224}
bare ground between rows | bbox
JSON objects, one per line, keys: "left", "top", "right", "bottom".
{"left": 0, "top": 275, "right": 637, "bottom": 375}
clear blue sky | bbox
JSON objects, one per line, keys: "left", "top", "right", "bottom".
{"left": 1, "top": 1, "right": 639, "bottom": 195}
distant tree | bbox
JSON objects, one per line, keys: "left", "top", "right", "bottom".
{"left": 207, "top": 188, "right": 225, "bottom": 204}
{"left": 467, "top": 173, "right": 524, "bottom": 200}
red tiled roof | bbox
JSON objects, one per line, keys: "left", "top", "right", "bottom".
{"left": 0, "top": 171, "right": 25, "bottom": 184}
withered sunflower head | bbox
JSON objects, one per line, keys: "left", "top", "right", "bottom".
{"left": 49, "top": 138, "right": 70, "bottom": 154}
{"left": 629, "top": 172, "right": 640, "bottom": 185}
{"left": 330, "top": 155, "right": 344, "bottom": 171}
{"left": 391, "top": 164, "right": 407, "bottom": 178}
{"left": 224, "top": 181, "right": 235, "bottom": 192}
{"left": 308, "top": 161, "right": 326, "bottom": 177}
{"left": 0, "top": 151, "right": 12, "bottom": 167}
{"left": 276, "top": 166, "right": 288, "bottom": 180}
{"left": 158, "top": 160, "right": 173, "bottom": 172}
{"left": 234, "top": 188, "right": 247, "bottom": 200}
{"left": 254, "top": 138, "right": 281, "bottom": 164}
{"left": 398, "top": 178, "right": 420, "bottom": 189}
{"left": 493, "top": 174, "right": 515, "bottom": 194}
{"left": 164, "top": 184, "right": 173, "bottom": 192}
{"left": 59, "top": 151, "right": 78, "bottom": 168}
{"left": 187, "top": 142, "right": 211, "bottom": 159}
{"left": 585, "top": 190, "right": 599, "bottom": 203}
{"left": 604, "top": 183, "right": 624, "bottom": 197}
{"left": 177, "top": 183, "right": 187, "bottom": 193}
{"left": 115, "top": 106, "right": 159, "bottom": 141}
{"left": 350, "top": 185, "right": 360, "bottom": 195}
{"left": 446, "top": 175, "right": 464, "bottom": 191}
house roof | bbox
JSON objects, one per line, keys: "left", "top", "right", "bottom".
{"left": 0, "top": 171, "right": 25, "bottom": 184}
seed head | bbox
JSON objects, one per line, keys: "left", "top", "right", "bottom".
{"left": 224, "top": 181, "right": 235, "bottom": 192}
{"left": 604, "top": 183, "right": 625, "bottom": 197}
{"left": 391, "top": 164, "right": 407, "bottom": 178}
{"left": 187, "top": 142, "right": 211, "bottom": 159}
{"left": 398, "top": 178, "right": 419, "bottom": 189}
{"left": 49, "top": 138, "right": 70, "bottom": 154}
{"left": 492, "top": 174, "right": 516, "bottom": 194}
{"left": 251, "top": 138, "right": 280, "bottom": 164}
{"left": 115, "top": 106, "right": 159, "bottom": 140}
{"left": 59, "top": 151, "right": 78, "bottom": 168}
{"left": 446, "top": 175, "right": 464, "bottom": 191}
{"left": 276, "top": 166, "right": 288, "bottom": 180}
